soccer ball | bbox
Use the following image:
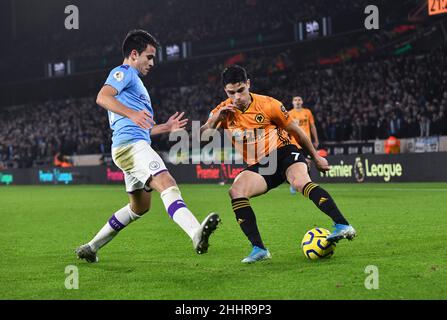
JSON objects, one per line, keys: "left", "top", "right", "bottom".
{"left": 301, "top": 228, "right": 336, "bottom": 260}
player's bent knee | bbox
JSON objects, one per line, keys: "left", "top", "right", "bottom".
{"left": 229, "top": 185, "right": 248, "bottom": 199}
{"left": 291, "top": 178, "right": 306, "bottom": 193}
{"left": 158, "top": 171, "right": 176, "bottom": 185}
{"left": 149, "top": 171, "right": 177, "bottom": 193}
{"left": 136, "top": 208, "right": 150, "bottom": 216}
{"left": 130, "top": 204, "right": 150, "bottom": 216}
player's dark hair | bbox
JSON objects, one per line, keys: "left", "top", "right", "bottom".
{"left": 221, "top": 65, "right": 249, "bottom": 86}
{"left": 122, "top": 29, "right": 160, "bottom": 58}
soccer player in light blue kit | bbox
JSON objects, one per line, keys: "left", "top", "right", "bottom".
{"left": 76, "top": 30, "right": 220, "bottom": 263}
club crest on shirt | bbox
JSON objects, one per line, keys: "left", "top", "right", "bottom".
{"left": 149, "top": 161, "right": 160, "bottom": 170}
{"left": 255, "top": 113, "right": 265, "bottom": 124}
{"left": 113, "top": 71, "right": 124, "bottom": 82}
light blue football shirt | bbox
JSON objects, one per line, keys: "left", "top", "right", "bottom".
{"left": 104, "top": 65, "right": 154, "bottom": 148}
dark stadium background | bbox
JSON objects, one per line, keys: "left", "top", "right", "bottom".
{"left": 0, "top": 0, "right": 446, "bottom": 304}
{"left": 1, "top": 0, "right": 445, "bottom": 171}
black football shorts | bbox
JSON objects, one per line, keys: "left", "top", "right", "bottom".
{"left": 243, "top": 144, "right": 308, "bottom": 191}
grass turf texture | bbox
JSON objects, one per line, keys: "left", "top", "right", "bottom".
{"left": 1, "top": 183, "right": 446, "bottom": 300}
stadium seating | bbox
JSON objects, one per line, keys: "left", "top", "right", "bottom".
{"left": 1, "top": 45, "right": 445, "bottom": 168}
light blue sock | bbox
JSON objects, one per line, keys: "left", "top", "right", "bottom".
{"left": 290, "top": 185, "right": 297, "bottom": 194}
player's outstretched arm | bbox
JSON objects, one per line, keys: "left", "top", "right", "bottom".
{"left": 151, "top": 112, "right": 188, "bottom": 136}
{"left": 285, "top": 120, "right": 329, "bottom": 172}
{"left": 97, "top": 85, "right": 154, "bottom": 129}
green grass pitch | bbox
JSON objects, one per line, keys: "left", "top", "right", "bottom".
{"left": 1, "top": 183, "right": 446, "bottom": 300}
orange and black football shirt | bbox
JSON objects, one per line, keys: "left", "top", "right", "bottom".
{"left": 209, "top": 93, "right": 298, "bottom": 165}
{"left": 288, "top": 107, "right": 315, "bottom": 148}
{"left": 288, "top": 108, "right": 315, "bottom": 139}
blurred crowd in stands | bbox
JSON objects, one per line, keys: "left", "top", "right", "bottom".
{"left": 1, "top": 0, "right": 406, "bottom": 81}
{"left": 152, "top": 45, "right": 447, "bottom": 148}
{"left": 1, "top": 44, "right": 446, "bottom": 168}
{"left": 0, "top": 98, "right": 109, "bottom": 169}
{"left": 1, "top": 0, "right": 445, "bottom": 169}
{"left": 4, "top": 0, "right": 386, "bottom": 59}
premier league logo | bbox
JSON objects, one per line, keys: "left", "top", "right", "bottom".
{"left": 354, "top": 157, "right": 365, "bottom": 183}
{"left": 113, "top": 71, "right": 124, "bottom": 82}
{"left": 280, "top": 105, "right": 289, "bottom": 119}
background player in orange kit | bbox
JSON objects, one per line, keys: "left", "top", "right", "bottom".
{"left": 288, "top": 96, "right": 319, "bottom": 194}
